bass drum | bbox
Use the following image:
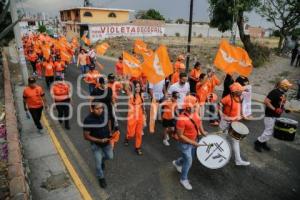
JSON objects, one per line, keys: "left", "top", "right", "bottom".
{"left": 196, "top": 134, "right": 231, "bottom": 169}
{"left": 274, "top": 118, "right": 298, "bottom": 141}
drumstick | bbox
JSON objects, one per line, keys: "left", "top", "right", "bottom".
{"left": 205, "top": 141, "right": 223, "bottom": 161}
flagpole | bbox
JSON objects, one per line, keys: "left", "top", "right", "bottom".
{"left": 185, "top": 0, "right": 194, "bottom": 73}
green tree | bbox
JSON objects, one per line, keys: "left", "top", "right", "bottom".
{"left": 135, "top": 9, "right": 165, "bottom": 20}
{"left": 257, "top": 0, "right": 300, "bottom": 51}
{"left": 208, "top": 0, "right": 259, "bottom": 57}
{"left": 175, "top": 18, "right": 185, "bottom": 24}
{"left": 37, "top": 21, "right": 47, "bottom": 33}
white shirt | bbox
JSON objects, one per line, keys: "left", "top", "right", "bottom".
{"left": 168, "top": 82, "right": 190, "bottom": 109}
{"left": 149, "top": 80, "right": 165, "bottom": 101}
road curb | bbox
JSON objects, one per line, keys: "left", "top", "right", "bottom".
{"left": 2, "top": 51, "right": 31, "bottom": 200}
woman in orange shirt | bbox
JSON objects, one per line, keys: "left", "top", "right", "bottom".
{"left": 124, "top": 80, "right": 145, "bottom": 155}
{"left": 219, "top": 82, "right": 250, "bottom": 166}
{"left": 189, "top": 62, "right": 201, "bottom": 94}
{"left": 43, "top": 57, "right": 55, "bottom": 89}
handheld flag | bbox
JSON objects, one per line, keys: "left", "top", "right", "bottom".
{"left": 123, "top": 51, "right": 142, "bottom": 78}
{"left": 96, "top": 42, "right": 110, "bottom": 56}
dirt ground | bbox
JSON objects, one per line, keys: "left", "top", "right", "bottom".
{"left": 101, "top": 36, "right": 298, "bottom": 99}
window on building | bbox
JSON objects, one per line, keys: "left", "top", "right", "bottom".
{"left": 108, "top": 12, "right": 117, "bottom": 18}
{"left": 83, "top": 12, "right": 93, "bottom": 17}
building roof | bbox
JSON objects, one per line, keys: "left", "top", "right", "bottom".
{"left": 60, "top": 7, "right": 134, "bottom": 13}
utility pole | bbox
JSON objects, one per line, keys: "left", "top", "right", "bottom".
{"left": 185, "top": 0, "right": 194, "bottom": 73}
{"left": 10, "top": 0, "right": 29, "bottom": 85}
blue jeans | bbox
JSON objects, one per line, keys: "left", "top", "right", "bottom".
{"left": 80, "top": 65, "right": 88, "bottom": 74}
{"left": 91, "top": 143, "right": 113, "bottom": 179}
{"left": 175, "top": 143, "right": 196, "bottom": 181}
{"left": 88, "top": 84, "right": 96, "bottom": 95}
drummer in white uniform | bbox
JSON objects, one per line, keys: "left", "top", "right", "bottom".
{"left": 254, "top": 79, "right": 293, "bottom": 152}
{"left": 219, "top": 82, "right": 250, "bottom": 166}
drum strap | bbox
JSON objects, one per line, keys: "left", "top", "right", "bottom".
{"left": 184, "top": 113, "right": 199, "bottom": 134}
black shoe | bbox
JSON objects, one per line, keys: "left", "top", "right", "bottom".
{"left": 262, "top": 142, "right": 271, "bottom": 151}
{"left": 98, "top": 178, "right": 107, "bottom": 188}
{"left": 254, "top": 140, "right": 262, "bottom": 152}
{"left": 65, "top": 122, "right": 70, "bottom": 130}
{"left": 124, "top": 139, "right": 129, "bottom": 146}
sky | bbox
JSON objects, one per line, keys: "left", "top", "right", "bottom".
{"left": 19, "top": 0, "right": 273, "bottom": 28}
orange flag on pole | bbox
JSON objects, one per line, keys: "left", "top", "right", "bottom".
{"left": 214, "top": 39, "right": 253, "bottom": 77}
{"left": 96, "top": 42, "right": 110, "bottom": 56}
{"left": 81, "top": 33, "right": 91, "bottom": 46}
{"left": 141, "top": 45, "right": 174, "bottom": 84}
{"left": 134, "top": 39, "right": 153, "bottom": 59}
{"left": 41, "top": 44, "right": 50, "bottom": 60}
{"left": 123, "top": 51, "right": 142, "bottom": 78}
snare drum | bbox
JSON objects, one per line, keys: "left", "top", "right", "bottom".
{"left": 274, "top": 118, "right": 298, "bottom": 141}
{"left": 229, "top": 121, "right": 249, "bottom": 140}
{"left": 197, "top": 135, "right": 231, "bottom": 169}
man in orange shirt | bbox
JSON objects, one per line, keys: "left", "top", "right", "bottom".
{"left": 219, "top": 82, "right": 250, "bottom": 166}
{"left": 51, "top": 77, "right": 72, "bottom": 130}
{"left": 174, "top": 55, "right": 186, "bottom": 72}
{"left": 54, "top": 56, "right": 66, "bottom": 80}
{"left": 172, "top": 95, "right": 207, "bottom": 190}
{"left": 23, "top": 77, "right": 48, "bottom": 133}
{"left": 43, "top": 58, "right": 55, "bottom": 89}
{"left": 115, "top": 56, "right": 124, "bottom": 79}
{"left": 161, "top": 91, "right": 178, "bottom": 146}
{"left": 207, "top": 68, "right": 221, "bottom": 126}
{"left": 27, "top": 50, "right": 38, "bottom": 75}
{"left": 84, "top": 65, "right": 101, "bottom": 94}
{"left": 189, "top": 62, "right": 202, "bottom": 94}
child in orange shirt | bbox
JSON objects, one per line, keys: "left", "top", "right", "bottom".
{"left": 161, "top": 91, "right": 178, "bottom": 146}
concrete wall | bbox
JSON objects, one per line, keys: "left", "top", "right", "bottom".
{"left": 164, "top": 23, "right": 238, "bottom": 38}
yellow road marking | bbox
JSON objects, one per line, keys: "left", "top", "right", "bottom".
{"left": 42, "top": 114, "right": 93, "bottom": 200}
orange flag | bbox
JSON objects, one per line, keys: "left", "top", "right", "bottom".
{"left": 214, "top": 39, "right": 253, "bottom": 77}
{"left": 71, "top": 37, "right": 79, "bottom": 48}
{"left": 149, "top": 98, "right": 158, "bottom": 133}
{"left": 134, "top": 39, "right": 153, "bottom": 59}
{"left": 141, "top": 45, "right": 174, "bottom": 84}
{"left": 96, "top": 43, "right": 110, "bottom": 56}
{"left": 60, "top": 50, "right": 72, "bottom": 63}
{"left": 123, "top": 51, "right": 142, "bottom": 78}
{"left": 81, "top": 33, "right": 91, "bottom": 46}
{"left": 41, "top": 45, "right": 50, "bottom": 60}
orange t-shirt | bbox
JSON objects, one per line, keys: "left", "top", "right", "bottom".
{"left": 161, "top": 99, "right": 177, "bottom": 120}
{"left": 54, "top": 61, "right": 65, "bottom": 72}
{"left": 27, "top": 53, "right": 38, "bottom": 62}
{"left": 171, "top": 72, "right": 180, "bottom": 84}
{"left": 189, "top": 68, "right": 201, "bottom": 81}
{"left": 23, "top": 86, "right": 45, "bottom": 109}
{"left": 174, "top": 61, "right": 185, "bottom": 72}
{"left": 84, "top": 70, "right": 100, "bottom": 85}
{"left": 176, "top": 112, "right": 201, "bottom": 141}
{"left": 108, "top": 81, "right": 123, "bottom": 101}
{"left": 207, "top": 75, "right": 221, "bottom": 94}
{"left": 51, "top": 82, "right": 70, "bottom": 102}
{"left": 196, "top": 82, "right": 209, "bottom": 105}
{"left": 43, "top": 62, "right": 55, "bottom": 77}
{"left": 221, "top": 95, "right": 242, "bottom": 120}
{"left": 115, "top": 61, "right": 123, "bottom": 75}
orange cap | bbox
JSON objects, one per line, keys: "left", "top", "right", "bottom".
{"left": 230, "top": 82, "right": 244, "bottom": 93}
{"left": 183, "top": 95, "right": 198, "bottom": 109}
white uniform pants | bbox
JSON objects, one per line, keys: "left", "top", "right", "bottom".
{"left": 257, "top": 117, "right": 276, "bottom": 143}
{"left": 219, "top": 118, "right": 245, "bottom": 162}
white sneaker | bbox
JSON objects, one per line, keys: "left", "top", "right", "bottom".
{"left": 235, "top": 160, "right": 250, "bottom": 166}
{"left": 163, "top": 139, "right": 170, "bottom": 146}
{"left": 172, "top": 160, "right": 182, "bottom": 173}
{"left": 180, "top": 180, "right": 192, "bottom": 190}
{"left": 165, "top": 134, "right": 170, "bottom": 141}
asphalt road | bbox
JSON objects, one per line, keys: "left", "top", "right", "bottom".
{"left": 38, "top": 57, "right": 300, "bottom": 200}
